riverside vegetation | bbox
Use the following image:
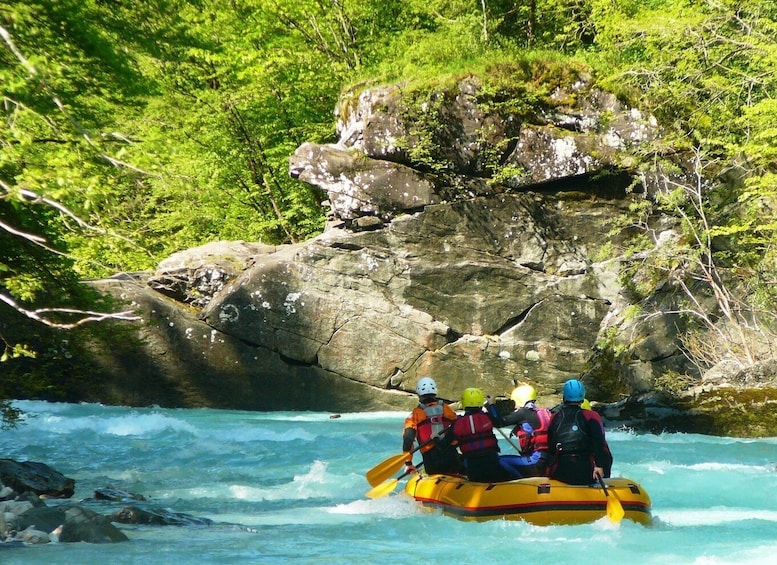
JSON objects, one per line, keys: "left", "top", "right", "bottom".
{"left": 2, "top": 0, "right": 777, "bottom": 431}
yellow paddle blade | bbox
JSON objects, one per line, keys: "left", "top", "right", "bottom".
{"left": 596, "top": 475, "right": 625, "bottom": 524}
{"left": 365, "top": 478, "right": 400, "bottom": 499}
{"left": 606, "top": 491, "right": 625, "bottom": 523}
{"left": 365, "top": 452, "right": 409, "bottom": 487}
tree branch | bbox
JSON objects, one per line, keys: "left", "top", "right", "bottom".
{"left": 0, "top": 293, "right": 140, "bottom": 329}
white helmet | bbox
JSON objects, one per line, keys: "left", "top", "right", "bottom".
{"left": 416, "top": 377, "right": 437, "bottom": 396}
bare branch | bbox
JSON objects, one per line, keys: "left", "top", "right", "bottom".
{"left": 648, "top": 145, "right": 769, "bottom": 366}
{"left": 0, "top": 293, "right": 140, "bottom": 329}
{"left": 0, "top": 24, "right": 37, "bottom": 77}
{"left": 0, "top": 218, "right": 47, "bottom": 245}
{"left": 2, "top": 180, "right": 153, "bottom": 261}
{"left": 19, "top": 188, "right": 96, "bottom": 232}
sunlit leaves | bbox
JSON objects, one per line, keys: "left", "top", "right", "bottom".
{"left": 2, "top": 0, "right": 777, "bottom": 415}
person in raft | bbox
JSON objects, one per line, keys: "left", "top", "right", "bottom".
{"left": 401, "top": 377, "right": 462, "bottom": 475}
{"left": 438, "top": 387, "right": 517, "bottom": 483}
{"left": 546, "top": 379, "right": 613, "bottom": 485}
{"left": 486, "top": 383, "right": 552, "bottom": 478}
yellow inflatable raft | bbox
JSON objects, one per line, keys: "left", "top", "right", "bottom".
{"left": 404, "top": 474, "right": 652, "bottom": 526}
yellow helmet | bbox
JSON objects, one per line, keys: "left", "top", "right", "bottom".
{"left": 461, "top": 388, "right": 485, "bottom": 408}
{"left": 581, "top": 398, "right": 592, "bottom": 410}
{"left": 510, "top": 384, "right": 537, "bottom": 408}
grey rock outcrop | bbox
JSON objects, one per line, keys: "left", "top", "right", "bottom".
{"left": 290, "top": 143, "right": 440, "bottom": 222}
{"left": 294, "top": 75, "right": 674, "bottom": 228}
{"left": 197, "top": 192, "right": 637, "bottom": 402}
{"left": 10, "top": 505, "right": 68, "bottom": 534}
{"left": 89, "top": 71, "right": 699, "bottom": 415}
{"left": 600, "top": 358, "right": 777, "bottom": 436}
{"left": 148, "top": 241, "right": 275, "bottom": 308}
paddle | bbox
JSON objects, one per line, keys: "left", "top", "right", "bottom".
{"left": 596, "top": 473, "right": 625, "bottom": 523}
{"left": 495, "top": 426, "right": 522, "bottom": 454}
{"left": 365, "top": 428, "right": 450, "bottom": 487}
{"left": 365, "top": 463, "right": 424, "bottom": 499}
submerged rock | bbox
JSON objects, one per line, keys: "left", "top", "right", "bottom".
{"left": 0, "top": 460, "right": 74, "bottom": 499}
{"left": 58, "top": 506, "right": 128, "bottom": 543}
{"left": 93, "top": 486, "right": 147, "bottom": 502}
{"left": 111, "top": 505, "right": 213, "bottom": 526}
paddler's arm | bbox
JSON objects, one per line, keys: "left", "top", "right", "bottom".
{"left": 485, "top": 396, "right": 520, "bottom": 428}
{"left": 402, "top": 426, "right": 416, "bottom": 454}
{"left": 587, "top": 415, "right": 609, "bottom": 480}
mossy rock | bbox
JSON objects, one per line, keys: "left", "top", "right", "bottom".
{"left": 671, "top": 387, "right": 777, "bottom": 437}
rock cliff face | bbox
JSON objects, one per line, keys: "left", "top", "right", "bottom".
{"left": 91, "top": 71, "right": 703, "bottom": 417}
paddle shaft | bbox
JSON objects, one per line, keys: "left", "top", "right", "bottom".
{"left": 495, "top": 425, "right": 522, "bottom": 454}
{"left": 596, "top": 473, "right": 610, "bottom": 496}
{"left": 398, "top": 461, "right": 424, "bottom": 481}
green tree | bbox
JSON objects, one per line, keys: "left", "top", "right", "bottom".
{"left": 590, "top": 0, "right": 777, "bottom": 369}
{"left": 1, "top": 1, "right": 164, "bottom": 427}
{"left": 3, "top": 0, "right": 777, "bottom": 421}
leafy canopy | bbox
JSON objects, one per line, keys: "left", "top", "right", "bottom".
{"left": 1, "top": 0, "right": 777, "bottom": 425}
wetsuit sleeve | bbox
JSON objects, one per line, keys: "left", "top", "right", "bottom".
{"left": 402, "top": 427, "right": 417, "bottom": 452}
{"left": 585, "top": 414, "right": 610, "bottom": 469}
{"left": 486, "top": 403, "right": 503, "bottom": 426}
{"left": 402, "top": 410, "right": 418, "bottom": 452}
{"left": 487, "top": 404, "right": 525, "bottom": 428}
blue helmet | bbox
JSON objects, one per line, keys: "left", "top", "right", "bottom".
{"left": 562, "top": 379, "right": 585, "bottom": 402}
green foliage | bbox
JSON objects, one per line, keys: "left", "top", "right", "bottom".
{"left": 9, "top": 0, "right": 755, "bottom": 281}
{"left": 592, "top": 0, "right": 777, "bottom": 146}
{"left": 578, "top": 0, "right": 777, "bottom": 370}
{"left": 594, "top": 325, "right": 624, "bottom": 357}
{"left": 0, "top": 344, "right": 35, "bottom": 364}
{"left": 2, "top": 0, "right": 777, "bottom": 425}
{"left": 0, "top": 401, "right": 23, "bottom": 430}
{"left": 3, "top": 0, "right": 771, "bottom": 279}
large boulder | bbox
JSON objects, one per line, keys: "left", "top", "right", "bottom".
{"left": 9, "top": 505, "right": 68, "bottom": 534}
{"left": 88, "top": 274, "right": 410, "bottom": 411}
{"left": 197, "top": 190, "right": 638, "bottom": 401}
{"left": 82, "top": 67, "right": 747, "bottom": 431}
{"left": 335, "top": 77, "right": 516, "bottom": 174}
{"left": 289, "top": 143, "right": 441, "bottom": 222}
{"left": 148, "top": 240, "right": 274, "bottom": 308}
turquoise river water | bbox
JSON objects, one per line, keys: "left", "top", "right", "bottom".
{"left": 1, "top": 400, "right": 776, "bottom": 564}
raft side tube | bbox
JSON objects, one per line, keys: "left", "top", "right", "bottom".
{"left": 404, "top": 474, "right": 652, "bottom": 526}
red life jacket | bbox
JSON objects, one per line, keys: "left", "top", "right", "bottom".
{"left": 416, "top": 401, "right": 449, "bottom": 445}
{"left": 514, "top": 407, "right": 552, "bottom": 454}
{"left": 452, "top": 412, "right": 498, "bottom": 455}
